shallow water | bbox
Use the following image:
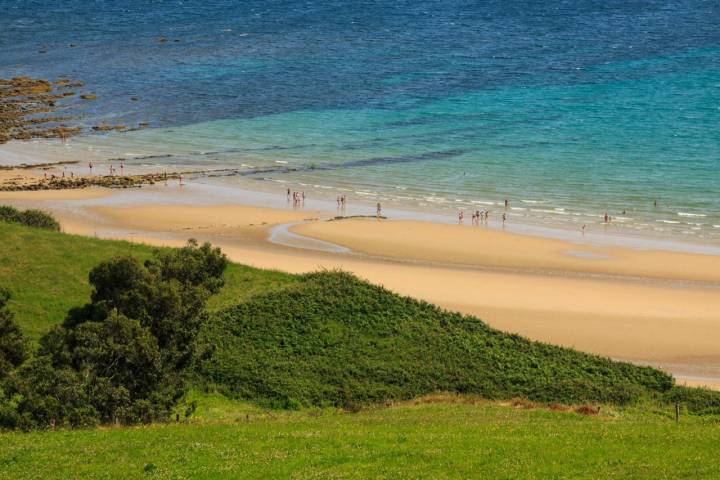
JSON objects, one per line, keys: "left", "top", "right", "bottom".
{"left": 1, "top": 0, "right": 719, "bottom": 244}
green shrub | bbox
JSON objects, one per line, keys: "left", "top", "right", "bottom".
{"left": 0, "top": 205, "right": 59, "bottom": 231}
{"left": 0, "top": 288, "right": 28, "bottom": 379}
{"left": 197, "top": 271, "right": 676, "bottom": 409}
{"left": 666, "top": 386, "right": 720, "bottom": 415}
{"left": 2, "top": 240, "right": 228, "bottom": 429}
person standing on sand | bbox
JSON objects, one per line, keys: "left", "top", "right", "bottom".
{"left": 287, "top": 188, "right": 291, "bottom": 201}
{"left": 377, "top": 202, "right": 382, "bottom": 218}
{"left": 502, "top": 212, "right": 507, "bottom": 226}
{"left": 458, "top": 211, "right": 464, "bottom": 224}
{"left": 88, "top": 162, "right": 93, "bottom": 175}
{"left": 582, "top": 224, "right": 586, "bottom": 235}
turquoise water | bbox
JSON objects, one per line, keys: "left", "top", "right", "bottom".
{"left": 1, "top": 1, "right": 719, "bottom": 242}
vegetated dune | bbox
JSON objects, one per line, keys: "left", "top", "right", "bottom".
{"left": 198, "top": 271, "right": 679, "bottom": 409}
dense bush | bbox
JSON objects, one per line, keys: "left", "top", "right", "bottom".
{"left": 1, "top": 240, "right": 227, "bottom": 429}
{"left": 198, "top": 271, "right": 676, "bottom": 409}
{"left": 666, "top": 386, "right": 720, "bottom": 415}
{"left": 0, "top": 205, "right": 59, "bottom": 230}
{"left": 0, "top": 288, "right": 28, "bottom": 379}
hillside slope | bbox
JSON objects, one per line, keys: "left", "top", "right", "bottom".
{"left": 198, "top": 271, "right": 673, "bottom": 408}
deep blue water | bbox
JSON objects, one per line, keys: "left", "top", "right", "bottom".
{"left": 1, "top": 1, "right": 719, "bottom": 241}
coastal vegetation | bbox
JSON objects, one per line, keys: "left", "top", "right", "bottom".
{"left": 0, "top": 239, "right": 228, "bottom": 429}
{"left": 198, "top": 271, "right": 673, "bottom": 409}
{"left": 0, "top": 205, "right": 59, "bottom": 231}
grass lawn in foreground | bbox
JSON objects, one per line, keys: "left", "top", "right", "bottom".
{"left": 1, "top": 393, "right": 717, "bottom": 479}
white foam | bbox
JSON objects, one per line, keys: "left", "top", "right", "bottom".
{"left": 677, "top": 212, "right": 706, "bottom": 217}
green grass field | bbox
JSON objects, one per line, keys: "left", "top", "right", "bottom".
{"left": 2, "top": 220, "right": 719, "bottom": 479}
{"left": 1, "top": 393, "right": 718, "bottom": 479}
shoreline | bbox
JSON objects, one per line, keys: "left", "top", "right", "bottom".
{"left": 0, "top": 181, "right": 718, "bottom": 388}
{"left": 2, "top": 136, "right": 720, "bottom": 255}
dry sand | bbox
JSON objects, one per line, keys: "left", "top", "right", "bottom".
{"left": 293, "top": 218, "right": 720, "bottom": 283}
{"left": 3, "top": 193, "right": 720, "bottom": 387}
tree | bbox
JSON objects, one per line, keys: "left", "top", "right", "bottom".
{"left": 6, "top": 240, "right": 230, "bottom": 429}
{"left": 0, "top": 288, "right": 27, "bottom": 379}
{"left": 65, "top": 239, "right": 228, "bottom": 370}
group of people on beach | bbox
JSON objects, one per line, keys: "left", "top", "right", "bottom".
{"left": 461, "top": 210, "right": 507, "bottom": 226}
{"left": 287, "top": 188, "right": 305, "bottom": 207}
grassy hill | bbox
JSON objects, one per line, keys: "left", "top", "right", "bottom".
{"left": 197, "top": 271, "right": 672, "bottom": 408}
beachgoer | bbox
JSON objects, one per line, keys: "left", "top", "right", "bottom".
{"left": 377, "top": 202, "right": 382, "bottom": 218}
{"left": 604, "top": 213, "right": 609, "bottom": 223}
{"left": 179, "top": 173, "right": 183, "bottom": 185}
{"left": 502, "top": 212, "right": 507, "bottom": 225}
{"left": 582, "top": 224, "right": 586, "bottom": 235}
{"left": 458, "top": 211, "right": 464, "bottom": 224}
{"left": 88, "top": 162, "right": 93, "bottom": 175}
{"left": 504, "top": 199, "right": 509, "bottom": 208}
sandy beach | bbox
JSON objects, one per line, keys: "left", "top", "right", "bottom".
{"left": 1, "top": 177, "right": 718, "bottom": 388}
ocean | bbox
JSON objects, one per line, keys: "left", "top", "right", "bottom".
{"left": 1, "top": 0, "right": 719, "bottom": 243}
